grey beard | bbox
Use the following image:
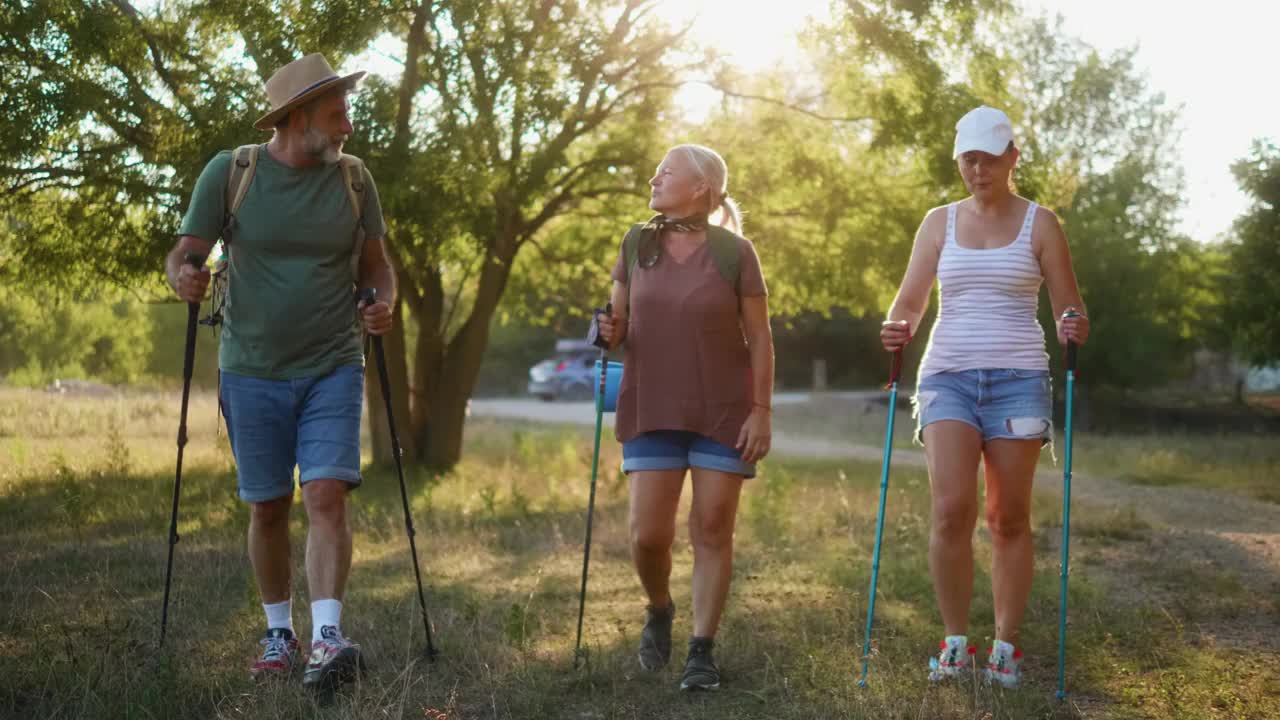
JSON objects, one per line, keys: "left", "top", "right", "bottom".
{"left": 303, "top": 126, "right": 343, "bottom": 165}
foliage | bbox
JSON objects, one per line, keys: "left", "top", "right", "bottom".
{"left": 1224, "top": 140, "right": 1280, "bottom": 364}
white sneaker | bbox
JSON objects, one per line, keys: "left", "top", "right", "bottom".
{"left": 982, "top": 642, "right": 1023, "bottom": 689}
{"left": 927, "top": 636, "right": 976, "bottom": 682}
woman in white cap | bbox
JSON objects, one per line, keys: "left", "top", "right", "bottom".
{"left": 879, "top": 106, "right": 1089, "bottom": 688}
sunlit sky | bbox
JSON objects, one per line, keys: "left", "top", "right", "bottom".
{"left": 649, "top": 0, "right": 1277, "bottom": 241}
{"left": 307, "top": 0, "right": 1280, "bottom": 240}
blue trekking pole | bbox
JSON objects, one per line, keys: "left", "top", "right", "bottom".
{"left": 1057, "top": 311, "right": 1080, "bottom": 700}
{"left": 574, "top": 303, "right": 612, "bottom": 669}
{"left": 858, "top": 349, "right": 903, "bottom": 687}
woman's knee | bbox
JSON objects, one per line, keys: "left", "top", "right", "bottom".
{"left": 985, "top": 503, "right": 1031, "bottom": 541}
{"left": 630, "top": 516, "right": 675, "bottom": 555}
{"left": 932, "top": 495, "right": 978, "bottom": 540}
{"left": 689, "top": 504, "right": 736, "bottom": 549}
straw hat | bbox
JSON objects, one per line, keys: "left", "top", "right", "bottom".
{"left": 254, "top": 53, "right": 366, "bottom": 131}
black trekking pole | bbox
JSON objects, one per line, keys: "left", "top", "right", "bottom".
{"left": 359, "top": 288, "right": 439, "bottom": 661}
{"left": 160, "top": 251, "right": 206, "bottom": 647}
{"left": 573, "top": 303, "right": 612, "bottom": 669}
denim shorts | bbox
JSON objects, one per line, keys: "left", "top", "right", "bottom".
{"left": 622, "top": 430, "right": 756, "bottom": 479}
{"left": 912, "top": 368, "right": 1053, "bottom": 447}
{"left": 219, "top": 364, "right": 364, "bottom": 503}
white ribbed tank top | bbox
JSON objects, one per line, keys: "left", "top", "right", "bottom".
{"left": 918, "top": 201, "right": 1048, "bottom": 378}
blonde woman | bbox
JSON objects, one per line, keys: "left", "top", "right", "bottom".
{"left": 597, "top": 144, "right": 774, "bottom": 691}
{"left": 881, "top": 106, "right": 1089, "bottom": 688}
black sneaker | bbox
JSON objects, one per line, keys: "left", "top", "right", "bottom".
{"left": 637, "top": 598, "right": 675, "bottom": 670}
{"left": 680, "top": 637, "right": 720, "bottom": 691}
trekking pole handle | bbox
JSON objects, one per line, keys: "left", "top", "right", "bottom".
{"left": 183, "top": 252, "right": 207, "bottom": 268}
{"left": 359, "top": 287, "right": 377, "bottom": 306}
{"left": 1062, "top": 310, "right": 1080, "bottom": 372}
{"left": 889, "top": 349, "right": 903, "bottom": 386}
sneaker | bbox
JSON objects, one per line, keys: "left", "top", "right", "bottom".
{"left": 250, "top": 628, "right": 299, "bottom": 680}
{"left": 302, "top": 626, "right": 365, "bottom": 691}
{"left": 928, "top": 637, "right": 977, "bottom": 682}
{"left": 637, "top": 598, "right": 675, "bottom": 670}
{"left": 982, "top": 643, "right": 1023, "bottom": 689}
{"left": 679, "top": 637, "right": 721, "bottom": 691}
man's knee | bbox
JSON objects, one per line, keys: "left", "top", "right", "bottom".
{"left": 303, "top": 479, "right": 350, "bottom": 522}
{"left": 250, "top": 494, "right": 292, "bottom": 529}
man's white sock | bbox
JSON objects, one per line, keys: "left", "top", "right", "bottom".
{"left": 263, "top": 599, "right": 293, "bottom": 633}
{"left": 311, "top": 598, "right": 343, "bottom": 643}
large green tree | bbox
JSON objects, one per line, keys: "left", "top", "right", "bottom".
{"left": 1224, "top": 140, "right": 1280, "bottom": 365}
{"left": 2, "top": 0, "right": 691, "bottom": 467}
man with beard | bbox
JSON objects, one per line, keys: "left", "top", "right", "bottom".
{"left": 165, "top": 53, "right": 394, "bottom": 691}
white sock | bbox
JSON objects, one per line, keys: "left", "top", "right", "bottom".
{"left": 993, "top": 639, "right": 1017, "bottom": 659}
{"left": 263, "top": 599, "right": 293, "bottom": 633}
{"left": 311, "top": 598, "right": 343, "bottom": 643}
{"left": 944, "top": 634, "right": 968, "bottom": 649}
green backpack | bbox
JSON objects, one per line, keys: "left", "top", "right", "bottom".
{"left": 221, "top": 143, "right": 368, "bottom": 278}
{"left": 620, "top": 219, "right": 743, "bottom": 294}
{"left": 205, "top": 144, "right": 368, "bottom": 325}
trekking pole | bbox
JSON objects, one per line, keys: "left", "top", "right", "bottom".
{"left": 359, "top": 288, "right": 439, "bottom": 661}
{"left": 573, "top": 302, "right": 612, "bottom": 669}
{"left": 1057, "top": 311, "right": 1080, "bottom": 700}
{"left": 858, "top": 349, "right": 903, "bottom": 687}
{"left": 160, "top": 252, "right": 206, "bottom": 646}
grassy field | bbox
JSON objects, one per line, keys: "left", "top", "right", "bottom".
{"left": 773, "top": 393, "right": 1280, "bottom": 504}
{"left": 1, "top": 388, "right": 1278, "bottom": 719}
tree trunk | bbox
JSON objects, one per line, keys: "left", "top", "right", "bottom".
{"left": 408, "top": 231, "right": 517, "bottom": 469}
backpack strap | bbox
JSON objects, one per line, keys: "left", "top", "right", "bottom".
{"left": 620, "top": 221, "right": 741, "bottom": 296}
{"left": 222, "top": 144, "right": 259, "bottom": 242}
{"left": 339, "top": 154, "right": 367, "bottom": 284}
{"left": 621, "top": 223, "right": 645, "bottom": 284}
{"left": 705, "top": 225, "right": 741, "bottom": 296}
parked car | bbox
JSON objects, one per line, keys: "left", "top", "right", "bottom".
{"left": 528, "top": 339, "right": 598, "bottom": 401}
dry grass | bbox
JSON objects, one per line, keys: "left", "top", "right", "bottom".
{"left": 1, "top": 388, "right": 1277, "bottom": 719}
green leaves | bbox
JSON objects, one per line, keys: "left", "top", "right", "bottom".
{"left": 1224, "top": 140, "right": 1280, "bottom": 365}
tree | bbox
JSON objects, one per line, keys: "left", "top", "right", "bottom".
{"left": 1, "top": 0, "right": 694, "bottom": 468}
{"left": 1225, "top": 140, "right": 1280, "bottom": 365}
{"left": 804, "top": 2, "right": 1213, "bottom": 390}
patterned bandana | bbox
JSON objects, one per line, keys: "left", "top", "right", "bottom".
{"left": 637, "top": 213, "right": 710, "bottom": 268}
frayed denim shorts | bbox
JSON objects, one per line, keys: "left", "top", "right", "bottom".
{"left": 912, "top": 368, "right": 1053, "bottom": 448}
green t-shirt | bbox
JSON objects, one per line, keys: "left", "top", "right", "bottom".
{"left": 179, "top": 146, "right": 387, "bottom": 380}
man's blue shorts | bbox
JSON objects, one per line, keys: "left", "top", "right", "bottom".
{"left": 219, "top": 364, "right": 364, "bottom": 503}
{"left": 621, "top": 430, "right": 756, "bottom": 479}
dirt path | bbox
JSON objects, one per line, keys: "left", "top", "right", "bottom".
{"left": 471, "top": 398, "right": 1280, "bottom": 653}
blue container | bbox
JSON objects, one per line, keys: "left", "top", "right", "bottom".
{"left": 594, "top": 360, "right": 624, "bottom": 412}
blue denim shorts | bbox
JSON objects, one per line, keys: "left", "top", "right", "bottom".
{"left": 622, "top": 430, "right": 756, "bottom": 479}
{"left": 912, "top": 368, "right": 1053, "bottom": 447}
{"left": 219, "top": 364, "right": 364, "bottom": 503}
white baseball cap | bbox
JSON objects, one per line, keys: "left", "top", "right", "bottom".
{"left": 953, "top": 106, "right": 1015, "bottom": 158}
